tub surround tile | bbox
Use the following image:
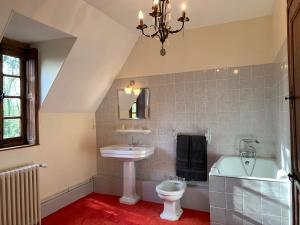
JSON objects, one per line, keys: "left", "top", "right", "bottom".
{"left": 226, "top": 193, "right": 243, "bottom": 212}
{"left": 281, "top": 199, "right": 291, "bottom": 218}
{"left": 261, "top": 198, "right": 281, "bottom": 216}
{"left": 243, "top": 192, "right": 262, "bottom": 215}
{"left": 281, "top": 216, "right": 291, "bottom": 225}
{"left": 262, "top": 215, "right": 281, "bottom": 225}
{"left": 225, "top": 177, "right": 243, "bottom": 195}
{"left": 261, "top": 181, "right": 280, "bottom": 198}
{"left": 242, "top": 179, "right": 262, "bottom": 195}
{"left": 209, "top": 191, "right": 226, "bottom": 208}
{"left": 209, "top": 176, "right": 225, "bottom": 193}
{"left": 243, "top": 212, "right": 262, "bottom": 225}
{"left": 211, "top": 176, "right": 290, "bottom": 225}
{"left": 225, "top": 210, "right": 243, "bottom": 225}
{"left": 210, "top": 207, "right": 226, "bottom": 224}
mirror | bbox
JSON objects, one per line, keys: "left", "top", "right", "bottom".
{"left": 118, "top": 88, "right": 150, "bottom": 120}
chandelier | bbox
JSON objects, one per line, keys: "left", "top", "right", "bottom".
{"left": 136, "top": 0, "right": 190, "bottom": 56}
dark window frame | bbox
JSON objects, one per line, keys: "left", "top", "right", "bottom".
{"left": 0, "top": 38, "right": 39, "bottom": 150}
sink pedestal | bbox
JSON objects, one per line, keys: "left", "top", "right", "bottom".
{"left": 100, "top": 145, "right": 155, "bottom": 205}
{"left": 119, "top": 161, "right": 140, "bottom": 205}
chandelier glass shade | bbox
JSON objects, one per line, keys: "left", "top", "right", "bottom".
{"left": 136, "top": 0, "right": 190, "bottom": 56}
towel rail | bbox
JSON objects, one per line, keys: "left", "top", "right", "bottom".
{"left": 172, "top": 128, "right": 212, "bottom": 144}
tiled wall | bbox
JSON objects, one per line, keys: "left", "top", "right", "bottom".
{"left": 209, "top": 175, "right": 290, "bottom": 225}
{"left": 96, "top": 64, "right": 277, "bottom": 182}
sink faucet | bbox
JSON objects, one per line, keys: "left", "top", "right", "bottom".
{"left": 129, "top": 136, "right": 139, "bottom": 146}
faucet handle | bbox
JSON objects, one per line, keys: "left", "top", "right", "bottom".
{"left": 241, "top": 138, "right": 260, "bottom": 144}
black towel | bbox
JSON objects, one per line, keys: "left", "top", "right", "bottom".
{"left": 176, "top": 135, "right": 207, "bottom": 181}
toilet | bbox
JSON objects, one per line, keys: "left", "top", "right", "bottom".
{"left": 156, "top": 179, "right": 187, "bottom": 221}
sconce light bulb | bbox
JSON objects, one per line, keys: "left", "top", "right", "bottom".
{"left": 154, "top": 0, "right": 159, "bottom": 5}
{"left": 133, "top": 88, "right": 141, "bottom": 96}
{"left": 125, "top": 87, "right": 132, "bottom": 94}
{"left": 138, "top": 10, "right": 144, "bottom": 19}
{"left": 181, "top": 3, "right": 186, "bottom": 11}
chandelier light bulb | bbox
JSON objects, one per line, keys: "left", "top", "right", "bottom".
{"left": 138, "top": 10, "right": 144, "bottom": 20}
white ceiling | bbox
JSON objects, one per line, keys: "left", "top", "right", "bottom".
{"left": 84, "top": 0, "right": 275, "bottom": 32}
{"left": 4, "top": 13, "right": 73, "bottom": 43}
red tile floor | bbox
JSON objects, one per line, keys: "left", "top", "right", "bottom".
{"left": 42, "top": 193, "right": 210, "bottom": 225}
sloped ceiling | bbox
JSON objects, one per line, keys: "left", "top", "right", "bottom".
{"left": 84, "top": 0, "right": 275, "bottom": 32}
{"left": 0, "top": 0, "right": 137, "bottom": 112}
{"left": 4, "top": 13, "right": 73, "bottom": 43}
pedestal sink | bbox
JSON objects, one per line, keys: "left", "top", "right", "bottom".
{"left": 100, "top": 145, "right": 154, "bottom": 205}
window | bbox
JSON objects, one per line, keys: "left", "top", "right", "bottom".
{"left": 130, "top": 102, "right": 137, "bottom": 119}
{"left": 0, "top": 38, "right": 39, "bottom": 149}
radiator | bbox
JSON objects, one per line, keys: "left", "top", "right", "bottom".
{"left": 0, "top": 164, "right": 45, "bottom": 225}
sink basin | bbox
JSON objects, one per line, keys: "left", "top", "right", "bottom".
{"left": 100, "top": 145, "right": 154, "bottom": 160}
{"left": 99, "top": 145, "right": 155, "bottom": 205}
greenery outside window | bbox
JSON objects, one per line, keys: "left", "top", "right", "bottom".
{"left": 0, "top": 38, "right": 39, "bottom": 149}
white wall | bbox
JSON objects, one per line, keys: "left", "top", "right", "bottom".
{"left": 272, "top": 0, "right": 288, "bottom": 58}
{"left": 119, "top": 16, "right": 274, "bottom": 78}
{"left": 0, "top": 113, "right": 97, "bottom": 200}
{"left": 0, "top": 0, "right": 137, "bottom": 112}
{"left": 32, "top": 38, "right": 76, "bottom": 103}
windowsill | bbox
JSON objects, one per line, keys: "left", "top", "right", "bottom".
{"left": 0, "top": 143, "right": 40, "bottom": 152}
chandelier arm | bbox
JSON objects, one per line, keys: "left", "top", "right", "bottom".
{"left": 141, "top": 29, "right": 159, "bottom": 39}
{"left": 141, "top": 29, "right": 151, "bottom": 38}
{"left": 169, "top": 22, "right": 185, "bottom": 34}
{"left": 151, "top": 31, "right": 160, "bottom": 38}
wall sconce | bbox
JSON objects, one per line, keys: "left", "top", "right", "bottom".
{"left": 124, "top": 80, "right": 141, "bottom": 96}
{"left": 124, "top": 87, "right": 133, "bottom": 94}
{"left": 133, "top": 88, "right": 141, "bottom": 96}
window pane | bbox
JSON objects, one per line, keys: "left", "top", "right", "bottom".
{"left": 4, "top": 119, "right": 21, "bottom": 139}
{"left": 2, "top": 55, "right": 20, "bottom": 76}
{"left": 3, "top": 98, "right": 21, "bottom": 117}
{"left": 3, "top": 77, "right": 20, "bottom": 96}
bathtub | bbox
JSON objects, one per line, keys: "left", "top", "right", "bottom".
{"left": 209, "top": 156, "right": 291, "bottom": 225}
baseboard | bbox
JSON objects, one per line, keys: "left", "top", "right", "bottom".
{"left": 94, "top": 175, "right": 210, "bottom": 212}
{"left": 41, "top": 179, "right": 94, "bottom": 218}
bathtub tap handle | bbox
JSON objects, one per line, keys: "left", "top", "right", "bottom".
{"left": 288, "top": 173, "right": 300, "bottom": 183}
{"left": 285, "top": 96, "right": 295, "bottom": 101}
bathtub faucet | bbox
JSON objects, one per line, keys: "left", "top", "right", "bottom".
{"left": 239, "top": 138, "right": 259, "bottom": 157}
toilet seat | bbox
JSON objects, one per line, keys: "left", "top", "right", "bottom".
{"left": 156, "top": 180, "right": 186, "bottom": 196}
